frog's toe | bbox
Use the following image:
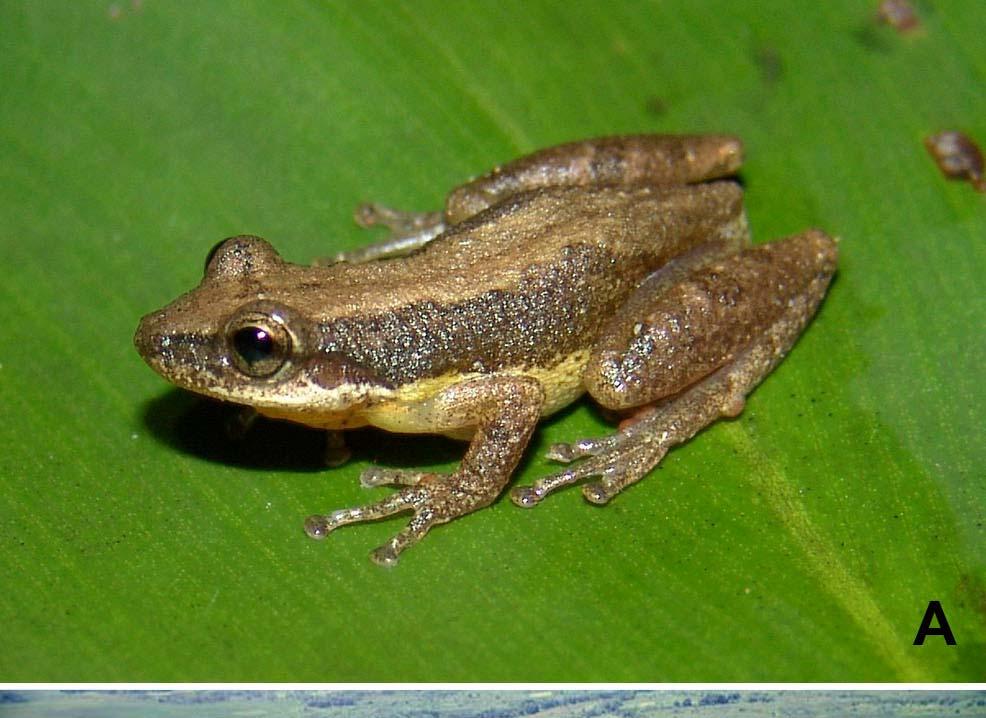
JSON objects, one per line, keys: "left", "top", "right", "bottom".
{"left": 511, "top": 463, "right": 585, "bottom": 507}
{"left": 517, "top": 438, "right": 663, "bottom": 506}
{"left": 370, "top": 543, "right": 401, "bottom": 567}
{"left": 510, "top": 463, "right": 591, "bottom": 507}
{"left": 581, "top": 481, "right": 612, "bottom": 505}
{"left": 515, "top": 434, "right": 627, "bottom": 503}
{"left": 304, "top": 514, "right": 331, "bottom": 539}
{"left": 304, "top": 487, "right": 424, "bottom": 544}
{"left": 368, "top": 528, "right": 419, "bottom": 568}
{"left": 545, "top": 431, "right": 629, "bottom": 462}
{"left": 370, "top": 506, "right": 441, "bottom": 566}
{"left": 304, "top": 507, "right": 369, "bottom": 538}
{"left": 509, "top": 484, "right": 546, "bottom": 508}
{"left": 544, "top": 441, "right": 585, "bottom": 462}
{"left": 303, "top": 507, "right": 367, "bottom": 539}
{"left": 359, "top": 466, "right": 434, "bottom": 489}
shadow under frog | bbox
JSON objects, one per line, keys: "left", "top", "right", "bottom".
{"left": 139, "top": 388, "right": 465, "bottom": 473}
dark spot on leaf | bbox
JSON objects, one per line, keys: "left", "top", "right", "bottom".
{"left": 852, "top": 23, "right": 894, "bottom": 53}
{"left": 753, "top": 45, "right": 784, "bottom": 84}
{"left": 643, "top": 96, "right": 668, "bottom": 117}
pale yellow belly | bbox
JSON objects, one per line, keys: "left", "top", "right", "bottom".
{"left": 361, "top": 349, "right": 591, "bottom": 437}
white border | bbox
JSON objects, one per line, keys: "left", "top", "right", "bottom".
{"left": 2, "top": 683, "right": 984, "bottom": 690}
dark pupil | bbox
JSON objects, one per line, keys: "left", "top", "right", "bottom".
{"left": 233, "top": 326, "right": 274, "bottom": 365}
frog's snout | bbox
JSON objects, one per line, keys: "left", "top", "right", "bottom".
{"left": 134, "top": 310, "right": 179, "bottom": 368}
{"left": 133, "top": 312, "right": 160, "bottom": 364}
{"left": 133, "top": 309, "right": 217, "bottom": 381}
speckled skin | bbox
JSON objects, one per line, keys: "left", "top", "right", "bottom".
{"left": 134, "top": 134, "right": 837, "bottom": 566}
{"left": 444, "top": 134, "right": 744, "bottom": 222}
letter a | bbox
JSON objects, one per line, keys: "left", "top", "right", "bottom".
{"left": 913, "top": 600, "right": 956, "bottom": 645}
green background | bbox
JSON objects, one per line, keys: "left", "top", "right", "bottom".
{"left": 1, "top": 1, "right": 983, "bottom": 681}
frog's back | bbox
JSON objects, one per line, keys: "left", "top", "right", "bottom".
{"left": 283, "top": 183, "right": 743, "bottom": 390}
{"left": 289, "top": 182, "right": 745, "bottom": 320}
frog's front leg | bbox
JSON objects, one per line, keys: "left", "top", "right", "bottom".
{"left": 316, "top": 204, "right": 446, "bottom": 265}
{"left": 305, "top": 375, "right": 544, "bottom": 566}
{"left": 511, "top": 229, "right": 838, "bottom": 507}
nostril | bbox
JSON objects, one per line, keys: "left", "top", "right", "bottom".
{"left": 134, "top": 311, "right": 176, "bottom": 357}
{"left": 133, "top": 319, "right": 152, "bottom": 355}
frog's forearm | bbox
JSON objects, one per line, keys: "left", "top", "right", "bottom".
{"left": 320, "top": 205, "right": 446, "bottom": 265}
{"left": 305, "top": 375, "right": 544, "bottom": 565}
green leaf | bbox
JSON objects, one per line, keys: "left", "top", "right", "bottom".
{"left": 1, "top": 0, "right": 983, "bottom": 681}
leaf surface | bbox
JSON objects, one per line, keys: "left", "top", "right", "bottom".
{"left": 1, "top": 0, "right": 983, "bottom": 681}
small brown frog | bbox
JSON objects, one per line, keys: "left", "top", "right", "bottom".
{"left": 135, "top": 135, "right": 837, "bottom": 565}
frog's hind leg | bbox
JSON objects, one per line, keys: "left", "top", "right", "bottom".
{"left": 511, "top": 354, "right": 753, "bottom": 507}
{"left": 511, "top": 229, "right": 838, "bottom": 508}
{"left": 316, "top": 204, "right": 446, "bottom": 265}
{"left": 444, "top": 134, "right": 745, "bottom": 224}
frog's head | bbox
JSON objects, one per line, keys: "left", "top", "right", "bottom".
{"left": 134, "top": 236, "right": 394, "bottom": 424}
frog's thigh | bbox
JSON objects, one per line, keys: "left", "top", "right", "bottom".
{"left": 445, "top": 134, "right": 745, "bottom": 223}
{"left": 585, "top": 230, "right": 839, "bottom": 411}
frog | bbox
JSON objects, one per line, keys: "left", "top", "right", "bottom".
{"left": 134, "top": 134, "right": 838, "bottom": 566}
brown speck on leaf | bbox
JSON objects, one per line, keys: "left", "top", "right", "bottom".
{"left": 877, "top": 0, "right": 921, "bottom": 33}
{"left": 925, "top": 131, "right": 986, "bottom": 193}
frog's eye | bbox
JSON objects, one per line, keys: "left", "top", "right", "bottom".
{"left": 227, "top": 313, "right": 292, "bottom": 378}
{"left": 205, "top": 235, "right": 283, "bottom": 279}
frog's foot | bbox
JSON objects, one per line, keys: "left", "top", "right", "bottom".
{"left": 315, "top": 204, "right": 446, "bottom": 265}
{"left": 323, "top": 430, "right": 352, "bottom": 468}
{"left": 307, "top": 376, "right": 542, "bottom": 565}
{"left": 358, "top": 465, "right": 433, "bottom": 489}
{"left": 224, "top": 406, "right": 258, "bottom": 440}
{"left": 354, "top": 203, "right": 444, "bottom": 238}
{"left": 304, "top": 473, "right": 491, "bottom": 567}
{"left": 510, "top": 425, "right": 673, "bottom": 507}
